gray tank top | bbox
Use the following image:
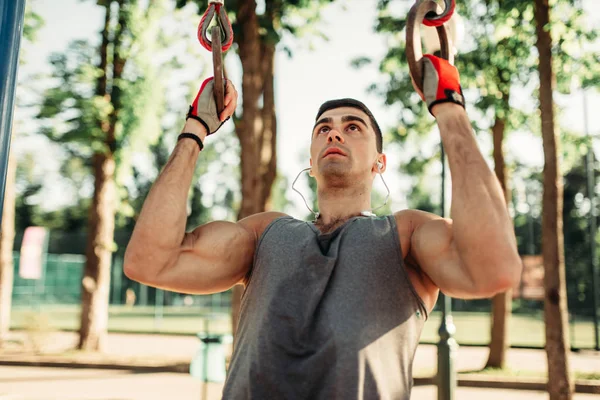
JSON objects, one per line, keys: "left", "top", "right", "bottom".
{"left": 222, "top": 215, "right": 427, "bottom": 400}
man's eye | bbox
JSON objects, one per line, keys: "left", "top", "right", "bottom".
{"left": 318, "top": 126, "right": 330, "bottom": 134}
{"left": 347, "top": 124, "right": 360, "bottom": 132}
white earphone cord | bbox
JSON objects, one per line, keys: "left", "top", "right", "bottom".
{"left": 291, "top": 165, "right": 390, "bottom": 220}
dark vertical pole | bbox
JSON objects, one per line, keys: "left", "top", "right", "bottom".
{"left": 0, "top": 0, "right": 27, "bottom": 224}
{"left": 154, "top": 288, "right": 164, "bottom": 330}
{"left": 438, "top": 144, "right": 458, "bottom": 400}
{"left": 111, "top": 256, "right": 123, "bottom": 305}
{"left": 527, "top": 185, "right": 535, "bottom": 256}
{"left": 583, "top": 91, "right": 600, "bottom": 351}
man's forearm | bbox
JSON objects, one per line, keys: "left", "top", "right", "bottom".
{"left": 125, "top": 121, "right": 207, "bottom": 274}
{"left": 434, "top": 104, "right": 520, "bottom": 286}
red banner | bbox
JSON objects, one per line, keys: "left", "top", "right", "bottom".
{"left": 19, "top": 227, "right": 48, "bottom": 280}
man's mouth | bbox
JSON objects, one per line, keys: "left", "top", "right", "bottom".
{"left": 323, "top": 147, "right": 347, "bottom": 158}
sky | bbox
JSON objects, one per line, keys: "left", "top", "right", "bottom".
{"left": 12, "top": 0, "right": 600, "bottom": 219}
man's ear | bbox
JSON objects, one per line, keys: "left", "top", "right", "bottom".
{"left": 309, "top": 159, "right": 314, "bottom": 177}
{"left": 374, "top": 153, "right": 387, "bottom": 173}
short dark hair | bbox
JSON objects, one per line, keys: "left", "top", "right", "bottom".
{"left": 315, "top": 98, "right": 383, "bottom": 153}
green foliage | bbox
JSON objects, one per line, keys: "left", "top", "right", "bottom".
{"left": 407, "top": 182, "right": 437, "bottom": 213}
{"left": 369, "top": 2, "right": 435, "bottom": 142}
{"left": 33, "top": 0, "right": 197, "bottom": 228}
{"left": 456, "top": 1, "right": 536, "bottom": 126}
{"left": 186, "top": 129, "right": 242, "bottom": 227}
{"left": 37, "top": 40, "right": 109, "bottom": 156}
{"left": 512, "top": 165, "right": 543, "bottom": 256}
{"left": 361, "top": 0, "right": 599, "bottom": 215}
{"left": 549, "top": 1, "right": 600, "bottom": 92}
{"left": 16, "top": 4, "right": 45, "bottom": 106}
{"left": 14, "top": 151, "right": 91, "bottom": 232}
{"left": 562, "top": 152, "right": 600, "bottom": 316}
{"left": 511, "top": 143, "right": 600, "bottom": 317}
{"left": 26, "top": 0, "right": 243, "bottom": 232}
{"left": 37, "top": 1, "right": 170, "bottom": 159}
{"left": 23, "top": 3, "right": 44, "bottom": 42}
{"left": 270, "top": 174, "right": 293, "bottom": 214}
{"left": 402, "top": 151, "right": 441, "bottom": 213}
{"left": 175, "top": 0, "right": 336, "bottom": 54}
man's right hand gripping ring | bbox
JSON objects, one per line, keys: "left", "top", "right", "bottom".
{"left": 186, "top": 77, "right": 228, "bottom": 135}
{"left": 406, "top": 0, "right": 454, "bottom": 94}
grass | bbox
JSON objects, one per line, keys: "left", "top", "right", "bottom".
{"left": 10, "top": 306, "right": 599, "bottom": 349}
{"left": 419, "top": 311, "right": 597, "bottom": 349}
{"left": 459, "top": 367, "right": 600, "bottom": 381}
{"left": 412, "top": 366, "right": 600, "bottom": 382}
{"left": 11, "top": 305, "right": 232, "bottom": 335}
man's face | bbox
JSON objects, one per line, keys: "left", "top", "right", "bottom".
{"left": 310, "top": 107, "right": 382, "bottom": 184}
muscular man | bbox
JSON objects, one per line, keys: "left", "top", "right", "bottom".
{"left": 124, "top": 56, "right": 521, "bottom": 399}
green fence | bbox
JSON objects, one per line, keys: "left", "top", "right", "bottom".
{"left": 11, "top": 252, "right": 232, "bottom": 310}
{"left": 12, "top": 253, "right": 84, "bottom": 306}
{"left": 10, "top": 251, "right": 599, "bottom": 349}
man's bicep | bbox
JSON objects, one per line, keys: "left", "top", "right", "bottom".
{"left": 152, "top": 220, "right": 257, "bottom": 294}
{"left": 411, "top": 218, "right": 481, "bottom": 299}
{"left": 155, "top": 211, "right": 288, "bottom": 294}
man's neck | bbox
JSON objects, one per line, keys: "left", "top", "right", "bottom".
{"left": 315, "top": 184, "right": 372, "bottom": 228}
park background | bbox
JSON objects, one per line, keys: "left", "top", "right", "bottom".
{"left": 1, "top": 0, "right": 600, "bottom": 399}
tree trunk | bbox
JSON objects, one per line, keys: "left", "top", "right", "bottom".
{"left": 0, "top": 149, "right": 17, "bottom": 346}
{"left": 230, "top": 0, "right": 278, "bottom": 338}
{"left": 78, "top": 153, "right": 116, "bottom": 351}
{"left": 259, "top": 43, "right": 277, "bottom": 208}
{"left": 236, "top": 0, "right": 262, "bottom": 220}
{"left": 486, "top": 112, "right": 512, "bottom": 369}
{"left": 78, "top": 1, "right": 126, "bottom": 351}
{"left": 535, "top": 0, "right": 573, "bottom": 398}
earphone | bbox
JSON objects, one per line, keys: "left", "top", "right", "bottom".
{"left": 292, "top": 165, "right": 391, "bottom": 221}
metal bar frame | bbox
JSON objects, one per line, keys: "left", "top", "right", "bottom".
{"left": 0, "top": 0, "right": 27, "bottom": 224}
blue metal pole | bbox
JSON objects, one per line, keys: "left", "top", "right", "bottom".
{"left": 0, "top": 0, "right": 27, "bottom": 224}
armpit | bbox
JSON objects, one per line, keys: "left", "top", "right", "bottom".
{"left": 403, "top": 255, "right": 439, "bottom": 314}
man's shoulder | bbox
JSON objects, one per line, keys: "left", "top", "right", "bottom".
{"left": 392, "top": 209, "right": 446, "bottom": 226}
{"left": 391, "top": 209, "right": 449, "bottom": 243}
{"left": 392, "top": 209, "right": 430, "bottom": 227}
{"left": 238, "top": 211, "right": 291, "bottom": 241}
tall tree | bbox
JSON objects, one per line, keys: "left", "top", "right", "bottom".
{"left": 0, "top": 5, "right": 44, "bottom": 347}
{"left": 37, "top": 0, "right": 171, "bottom": 351}
{"left": 535, "top": 0, "right": 572, "bottom": 397}
{"left": 79, "top": 0, "right": 118, "bottom": 351}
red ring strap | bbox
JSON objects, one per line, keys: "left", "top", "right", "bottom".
{"left": 423, "top": 0, "right": 455, "bottom": 27}
{"left": 216, "top": 4, "right": 234, "bottom": 52}
{"left": 197, "top": 3, "right": 234, "bottom": 52}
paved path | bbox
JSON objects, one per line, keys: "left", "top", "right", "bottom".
{"left": 6, "top": 331, "right": 599, "bottom": 375}
{"left": 1, "top": 366, "right": 599, "bottom": 400}
{"left": 412, "top": 343, "right": 600, "bottom": 375}
{"left": 2, "top": 331, "right": 599, "bottom": 399}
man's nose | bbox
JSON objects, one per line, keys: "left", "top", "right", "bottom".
{"left": 327, "top": 129, "right": 345, "bottom": 144}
